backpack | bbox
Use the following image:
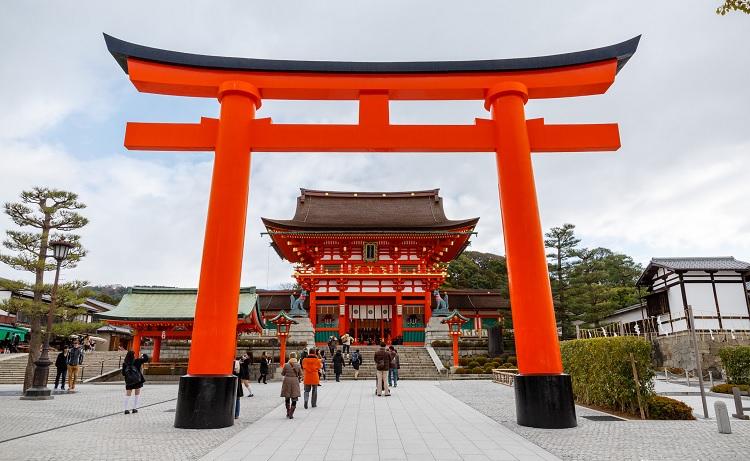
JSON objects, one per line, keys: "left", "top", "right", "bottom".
{"left": 123, "top": 364, "right": 142, "bottom": 387}
{"left": 351, "top": 352, "right": 360, "bottom": 366}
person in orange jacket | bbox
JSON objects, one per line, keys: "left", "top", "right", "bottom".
{"left": 302, "top": 348, "right": 322, "bottom": 409}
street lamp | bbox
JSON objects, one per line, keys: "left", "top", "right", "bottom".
{"left": 22, "top": 239, "right": 74, "bottom": 400}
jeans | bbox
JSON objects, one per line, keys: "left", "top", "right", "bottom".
{"left": 376, "top": 370, "right": 390, "bottom": 396}
{"left": 388, "top": 369, "right": 399, "bottom": 387}
{"left": 54, "top": 367, "right": 67, "bottom": 389}
{"left": 304, "top": 384, "right": 318, "bottom": 407}
{"left": 67, "top": 365, "right": 79, "bottom": 389}
{"left": 343, "top": 344, "right": 350, "bottom": 355}
{"left": 235, "top": 397, "right": 240, "bottom": 418}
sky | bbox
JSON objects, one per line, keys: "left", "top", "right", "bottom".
{"left": 0, "top": 1, "right": 748, "bottom": 290}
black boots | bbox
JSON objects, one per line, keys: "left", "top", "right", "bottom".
{"left": 289, "top": 405, "right": 296, "bottom": 419}
{"left": 285, "top": 402, "right": 291, "bottom": 419}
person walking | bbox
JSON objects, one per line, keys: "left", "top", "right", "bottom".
{"left": 327, "top": 336, "right": 336, "bottom": 357}
{"left": 319, "top": 350, "right": 327, "bottom": 381}
{"left": 351, "top": 349, "right": 362, "bottom": 380}
{"left": 341, "top": 333, "right": 352, "bottom": 357}
{"left": 122, "top": 351, "right": 149, "bottom": 414}
{"left": 54, "top": 346, "right": 68, "bottom": 391}
{"left": 388, "top": 346, "right": 400, "bottom": 387}
{"left": 239, "top": 353, "right": 254, "bottom": 397}
{"left": 332, "top": 349, "right": 345, "bottom": 382}
{"left": 302, "top": 348, "right": 322, "bottom": 409}
{"left": 374, "top": 342, "right": 391, "bottom": 396}
{"left": 66, "top": 339, "right": 84, "bottom": 391}
{"left": 257, "top": 351, "right": 269, "bottom": 384}
{"left": 280, "top": 352, "right": 302, "bottom": 419}
{"left": 233, "top": 359, "right": 244, "bottom": 419}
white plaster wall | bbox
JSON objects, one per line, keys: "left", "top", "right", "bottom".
{"left": 667, "top": 286, "right": 685, "bottom": 319}
{"left": 715, "top": 280, "right": 748, "bottom": 317}
{"left": 683, "top": 283, "right": 716, "bottom": 316}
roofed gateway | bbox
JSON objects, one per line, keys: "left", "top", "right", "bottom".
{"left": 263, "top": 189, "right": 481, "bottom": 345}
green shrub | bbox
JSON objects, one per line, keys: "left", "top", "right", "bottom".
{"left": 647, "top": 396, "right": 694, "bottom": 420}
{"left": 474, "top": 357, "right": 488, "bottom": 366}
{"left": 469, "top": 367, "right": 484, "bottom": 374}
{"left": 711, "top": 383, "right": 750, "bottom": 394}
{"left": 458, "top": 357, "right": 470, "bottom": 366}
{"left": 431, "top": 340, "right": 451, "bottom": 347}
{"left": 561, "top": 336, "right": 655, "bottom": 415}
{"left": 719, "top": 346, "right": 750, "bottom": 385}
{"left": 499, "top": 362, "right": 515, "bottom": 369}
{"left": 467, "top": 360, "right": 480, "bottom": 369}
{"left": 507, "top": 356, "right": 517, "bottom": 365}
{"left": 454, "top": 367, "right": 468, "bottom": 374}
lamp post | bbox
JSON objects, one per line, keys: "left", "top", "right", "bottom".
{"left": 442, "top": 310, "right": 469, "bottom": 369}
{"left": 269, "top": 311, "right": 298, "bottom": 371}
{"left": 22, "top": 240, "right": 74, "bottom": 400}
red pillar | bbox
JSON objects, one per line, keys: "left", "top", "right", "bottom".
{"left": 152, "top": 337, "right": 162, "bottom": 363}
{"left": 452, "top": 335, "right": 460, "bottom": 367}
{"left": 309, "top": 292, "right": 317, "bottom": 326}
{"left": 394, "top": 292, "right": 403, "bottom": 340}
{"left": 487, "top": 82, "right": 562, "bottom": 376}
{"left": 338, "top": 294, "right": 347, "bottom": 337}
{"left": 423, "top": 292, "right": 432, "bottom": 324}
{"left": 132, "top": 331, "right": 141, "bottom": 356}
{"left": 279, "top": 336, "right": 288, "bottom": 367}
{"left": 187, "top": 82, "right": 260, "bottom": 376}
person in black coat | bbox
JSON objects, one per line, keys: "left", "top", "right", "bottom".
{"left": 122, "top": 351, "right": 149, "bottom": 414}
{"left": 257, "top": 351, "right": 269, "bottom": 384}
{"left": 54, "top": 347, "right": 68, "bottom": 390}
{"left": 234, "top": 359, "right": 244, "bottom": 419}
{"left": 332, "top": 350, "right": 345, "bottom": 382}
{"left": 239, "top": 353, "right": 254, "bottom": 397}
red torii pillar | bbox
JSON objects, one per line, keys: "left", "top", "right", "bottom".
{"left": 104, "top": 33, "right": 639, "bottom": 429}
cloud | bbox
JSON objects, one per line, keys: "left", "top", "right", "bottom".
{"left": 1, "top": 1, "right": 749, "bottom": 289}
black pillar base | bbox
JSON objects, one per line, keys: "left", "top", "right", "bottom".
{"left": 20, "top": 387, "right": 53, "bottom": 400}
{"left": 174, "top": 375, "right": 237, "bottom": 429}
{"left": 514, "top": 374, "right": 577, "bottom": 429}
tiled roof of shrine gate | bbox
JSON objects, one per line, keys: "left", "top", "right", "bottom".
{"left": 98, "top": 286, "right": 258, "bottom": 321}
{"left": 262, "top": 189, "right": 478, "bottom": 232}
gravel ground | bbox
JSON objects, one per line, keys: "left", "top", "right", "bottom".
{"left": 438, "top": 380, "right": 750, "bottom": 461}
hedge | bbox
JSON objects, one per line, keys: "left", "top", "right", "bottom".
{"left": 711, "top": 383, "right": 750, "bottom": 394}
{"left": 647, "top": 396, "right": 695, "bottom": 420}
{"left": 561, "top": 336, "right": 654, "bottom": 415}
{"left": 718, "top": 346, "right": 750, "bottom": 385}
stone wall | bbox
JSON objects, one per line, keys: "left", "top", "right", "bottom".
{"left": 651, "top": 332, "right": 750, "bottom": 372}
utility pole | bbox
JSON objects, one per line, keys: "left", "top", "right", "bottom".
{"left": 687, "top": 305, "right": 708, "bottom": 418}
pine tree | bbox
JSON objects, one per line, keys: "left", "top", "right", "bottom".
{"left": 544, "top": 224, "right": 580, "bottom": 338}
{"left": 0, "top": 187, "right": 88, "bottom": 391}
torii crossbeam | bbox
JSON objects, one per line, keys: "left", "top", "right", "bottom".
{"left": 105, "top": 33, "right": 639, "bottom": 430}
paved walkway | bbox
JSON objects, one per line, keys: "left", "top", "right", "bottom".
{"left": 203, "top": 380, "right": 560, "bottom": 461}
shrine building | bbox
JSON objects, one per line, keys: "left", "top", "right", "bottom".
{"left": 263, "top": 189, "right": 495, "bottom": 346}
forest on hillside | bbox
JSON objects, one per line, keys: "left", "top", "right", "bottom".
{"left": 443, "top": 224, "right": 643, "bottom": 337}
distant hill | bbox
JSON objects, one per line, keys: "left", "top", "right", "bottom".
{"left": 83, "top": 284, "right": 128, "bottom": 304}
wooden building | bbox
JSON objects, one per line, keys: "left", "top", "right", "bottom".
{"left": 263, "top": 189, "right": 510, "bottom": 346}
{"left": 98, "top": 286, "right": 263, "bottom": 361}
{"left": 604, "top": 256, "right": 750, "bottom": 335}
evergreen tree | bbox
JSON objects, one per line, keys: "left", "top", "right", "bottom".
{"left": 443, "top": 250, "right": 508, "bottom": 296}
{"left": 0, "top": 187, "right": 88, "bottom": 391}
{"left": 544, "top": 224, "right": 580, "bottom": 338}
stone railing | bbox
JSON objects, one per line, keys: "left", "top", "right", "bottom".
{"left": 492, "top": 368, "right": 518, "bottom": 386}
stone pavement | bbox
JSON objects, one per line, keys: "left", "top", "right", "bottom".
{"left": 0, "top": 381, "right": 279, "bottom": 461}
{"left": 440, "top": 380, "right": 750, "bottom": 461}
{"left": 203, "top": 380, "right": 560, "bottom": 461}
{"left": 654, "top": 379, "right": 748, "bottom": 419}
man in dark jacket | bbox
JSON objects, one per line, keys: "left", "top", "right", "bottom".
{"left": 388, "top": 346, "right": 400, "bottom": 387}
{"left": 54, "top": 347, "right": 68, "bottom": 390}
{"left": 66, "top": 340, "right": 84, "bottom": 391}
{"left": 373, "top": 342, "right": 391, "bottom": 396}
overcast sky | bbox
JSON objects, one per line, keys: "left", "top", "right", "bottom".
{"left": 0, "top": 2, "right": 748, "bottom": 289}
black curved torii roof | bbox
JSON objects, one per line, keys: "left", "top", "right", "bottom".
{"left": 104, "top": 33, "right": 640, "bottom": 76}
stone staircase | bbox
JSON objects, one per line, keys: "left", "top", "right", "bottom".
{"left": 0, "top": 351, "right": 126, "bottom": 385}
{"left": 320, "top": 346, "right": 443, "bottom": 380}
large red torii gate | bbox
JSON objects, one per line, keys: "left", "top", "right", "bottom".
{"left": 105, "top": 34, "right": 639, "bottom": 429}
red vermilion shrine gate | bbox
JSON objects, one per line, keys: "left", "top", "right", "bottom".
{"left": 104, "top": 33, "right": 640, "bottom": 429}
